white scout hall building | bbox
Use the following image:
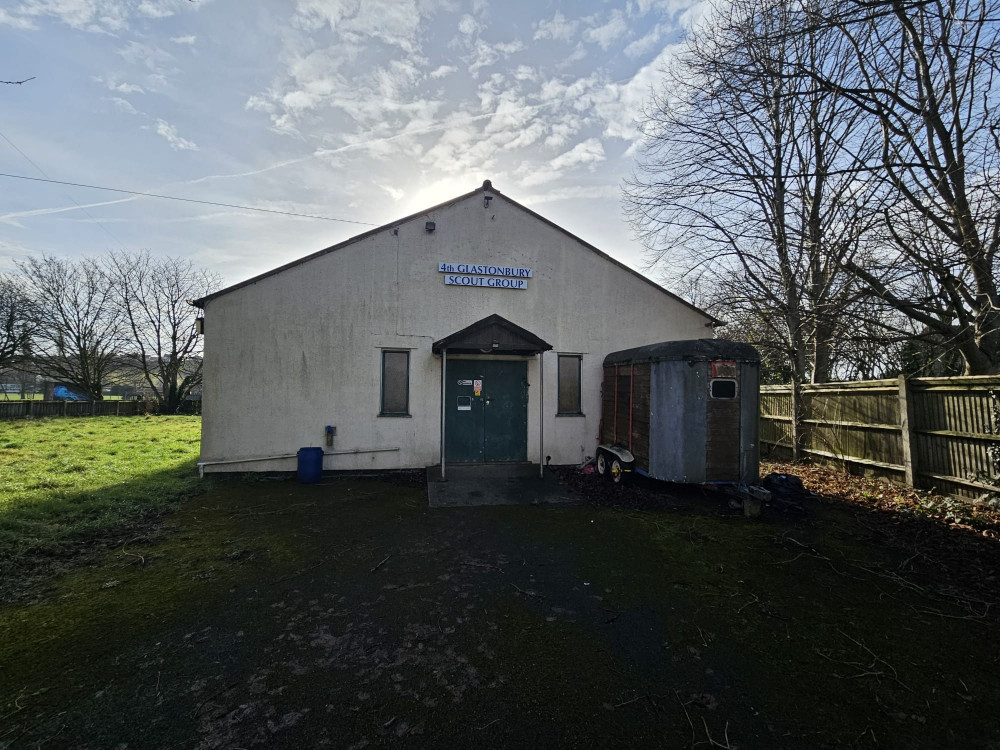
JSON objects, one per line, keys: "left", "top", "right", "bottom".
{"left": 193, "top": 180, "right": 718, "bottom": 477}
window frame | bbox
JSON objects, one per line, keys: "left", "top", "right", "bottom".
{"left": 379, "top": 349, "right": 411, "bottom": 417}
{"left": 710, "top": 378, "right": 738, "bottom": 400}
{"left": 556, "top": 353, "right": 584, "bottom": 416}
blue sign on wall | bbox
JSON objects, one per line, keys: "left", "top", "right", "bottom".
{"left": 438, "top": 263, "right": 532, "bottom": 278}
{"left": 443, "top": 274, "right": 528, "bottom": 289}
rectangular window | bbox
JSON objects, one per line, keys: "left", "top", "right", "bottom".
{"left": 557, "top": 355, "right": 583, "bottom": 415}
{"left": 380, "top": 350, "right": 410, "bottom": 416}
{"left": 711, "top": 378, "right": 737, "bottom": 399}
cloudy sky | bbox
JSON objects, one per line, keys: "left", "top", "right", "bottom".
{"left": 0, "top": 0, "right": 702, "bottom": 288}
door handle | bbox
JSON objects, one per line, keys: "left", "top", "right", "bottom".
{"left": 485, "top": 398, "right": 491, "bottom": 406}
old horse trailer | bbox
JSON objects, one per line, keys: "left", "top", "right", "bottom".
{"left": 596, "top": 339, "right": 761, "bottom": 487}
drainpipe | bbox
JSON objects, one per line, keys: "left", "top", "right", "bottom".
{"left": 538, "top": 350, "right": 544, "bottom": 478}
{"left": 440, "top": 347, "right": 447, "bottom": 481}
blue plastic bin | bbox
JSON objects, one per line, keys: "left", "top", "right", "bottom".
{"left": 297, "top": 447, "right": 324, "bottom": 483}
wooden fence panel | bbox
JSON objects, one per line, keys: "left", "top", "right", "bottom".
{"left": 761, "top": 375, "right": 1000, "bottom": 499}
{"left": 0, "top": 400, "right": 153, "bottom": 421}
{"left": 0, "top": 401, "right": 27, "bottom": 419}
{"left": 809, "top": 387, "right": 898, "bottom": 426}
{"left": 37, "top": 401, "right": 67, "bottom": 417}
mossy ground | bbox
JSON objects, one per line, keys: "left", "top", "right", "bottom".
{"left": 1, "top": 462, "right": 998, "bottom": 748}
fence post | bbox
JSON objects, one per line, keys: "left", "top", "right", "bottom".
{"left": 791, "top": 379, "right": 807, "bottom": 462}
{"left": 898, "top": 375, "right": 917, "bottom": 488}
{"left": 115, "top": 401, "right": 121, "bottom": 416}
{"left": 61, "top": 400, "right": 67, "bottom": 417}
{"left": 25, "top": 399, "right": 32, "bottom": 418}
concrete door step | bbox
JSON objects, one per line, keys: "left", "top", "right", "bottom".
{"left": 425, "top": 465, "right": 581, "bottom": 507}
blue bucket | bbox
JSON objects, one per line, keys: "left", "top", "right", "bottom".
{"left": 296, "top": 447, "right": 324, "bottom": 484}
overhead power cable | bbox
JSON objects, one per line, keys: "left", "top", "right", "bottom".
{"left": 0, "top": 129, "right": 131, "bottom": 248}
{"left": 0, "top": 171, "right": 379, "bottom": 226}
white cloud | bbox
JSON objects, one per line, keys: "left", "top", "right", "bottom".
{"left": 533, "top": 11, "right": 577, "bottom": 42}
{"left": 378, "top": 183, "right": 405, "bottom": 201}
{"left": 583, "top": 10, "right": 628, "bottom": 50}
{"left": 107, "top": 96, "right": 138, "bottom": 114}
{"left": 631, "top": 0, "right": 703, "bottom": 15}
{"left": 170, "top": 34, "right": 196, "bottom": 45}
{"left": 596, "top": 43, "right": 683, "bottom": 141}
{"left": 516, "top": 137, "right": 606, "bottom": 187}
{"left": 282, "top": 89, "right": 321, "bottom": 114}
{"left": 0, "top": 196, "right": 136, "bottom": 228}
{"left": 245, "top": 95, "right": 275, "bottom": 114}
{"left": 117, "top": 40, "right": 175, "bottom": 74}
{"left": 0, "top": 8, "right": 36, "bottom": 28}
{"left": 550, "top": 137, "right": 606, "bottom": 170}
{"left": 457, "top": 13, "right": 480, "bottom": 36}
{"left": 521, "top": 183, "right": 620, "bottom": 204}
{"left": 137, "top": 1, "right": 172, "bottom": 19}
{"left": 376, "top": 58, "right": 423, "bottom": 100}
{"left": 1, "top": 0, "right": 200, "bottom": 33}
{"left": 513, "top": 65, "right": 537, "bottom": 82}
{"left": 154, "top": 119, "right": 198, "bottom": 151}
{"left": 429, "top": 64, "right": 456, "bottom": 79}
{"left": 93, "top": 77, "right": 145, "bottom": 94}
{"left": 293, "top": 0, "right": 425, "bottom": 54}
{"left": 624, "top": 25, "right": 664, "bottom": 58}
{"left": 467, "top": 38, "right": 523, "bottom": 76}
{"left": 544, "top": 113, "right": 585, "bottom": 149}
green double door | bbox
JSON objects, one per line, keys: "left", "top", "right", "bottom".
{"left": 445, "top": 359, "right": 528, "bottom": 463}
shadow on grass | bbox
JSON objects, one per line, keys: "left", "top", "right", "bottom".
{"left": 0, "top": 460, "right": 210, "bottom": 603}
{"left": 558, "top": 463, "right": 1000, "bottom": 625}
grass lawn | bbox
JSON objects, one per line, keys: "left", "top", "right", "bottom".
{"left": 0, "top": 415, "right": 203, "bottom": 600}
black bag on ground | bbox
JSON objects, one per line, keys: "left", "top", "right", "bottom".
{"left": 761, "top": 473, "right": 812, "bottom": 505}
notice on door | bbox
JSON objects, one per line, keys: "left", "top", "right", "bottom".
{"left": 474, "top": 379, "right": 482, "bottom": 396}
{"left": 457, "top": 379, "right": 473, "bottom": 385}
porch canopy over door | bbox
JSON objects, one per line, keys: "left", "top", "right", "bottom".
{"left": 432, "top": 313, "right": 552, "bottom": 356}
{"left": 433, "top": 314, "right": 552, "bottom": 480}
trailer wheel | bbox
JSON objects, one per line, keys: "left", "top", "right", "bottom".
{"left": 610, "top": 457, "right": 626, "bottom": 484}
{"left": 595, "top": 451, "right": 608, "bottom": 478}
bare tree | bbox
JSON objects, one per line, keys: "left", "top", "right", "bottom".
{"left": 17, "top": 255, "right": 123, "bottom": 400}
{"left": 624, "top": 0, "right": 881, "bottom": 385}
{"left": 785, "top": 0, "right": 1000, "bottom": 373}
{"left": 0, "top": 273, "right": 36, "bottom": 372}
{"left": 109, "top": 251, "right": 220, "bottom": 412}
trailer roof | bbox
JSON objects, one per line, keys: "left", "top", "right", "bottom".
{"left": 603, "top": 339, "right": 760, "bottom": 366}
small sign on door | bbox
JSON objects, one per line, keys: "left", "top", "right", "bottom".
{"left": 457, "top": 379, "right": 473, "bottom": 386}
{"left": 457, "top": 396, "right": 472, "bottom": 411}
{"left": 473, "top": 379, "right": 482, "bottom": 396}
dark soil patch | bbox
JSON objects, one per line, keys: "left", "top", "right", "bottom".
{"left": 550, "top": 465, "right": 732, "bottom": 512}
{"left": 2, "top": 474, "right": 999, "bottom": 749}
{"left": 764, "top": 461, "right": 1000, "bottom": 623}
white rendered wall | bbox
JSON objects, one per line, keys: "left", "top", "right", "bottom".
{"left": 200, "top": 190, "right": 713, "bottom": 473}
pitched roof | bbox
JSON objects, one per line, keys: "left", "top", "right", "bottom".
{"left": 192, "top": 180, "right": 722, "bottom": 325}
{"left": 432, "top": 314, "right": 553, "bottom": 355}
{"left": 604, "top": 339, "right": 760, "bottom": 366}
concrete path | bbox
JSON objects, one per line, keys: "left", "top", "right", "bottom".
{"left": 426, "top": 463, "right": 582, "bottom": 507}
